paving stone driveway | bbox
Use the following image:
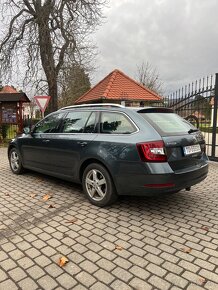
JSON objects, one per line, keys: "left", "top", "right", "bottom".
{"left": 0, "top": 147, "right": 218, "bottom": 290}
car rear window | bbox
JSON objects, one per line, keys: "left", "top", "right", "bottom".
{"left": 139, "top": 112, "right": 194, "bottom": 135}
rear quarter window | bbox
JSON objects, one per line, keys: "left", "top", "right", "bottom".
{"left": 100, "top": 112, "right": 136, "bottom": 134}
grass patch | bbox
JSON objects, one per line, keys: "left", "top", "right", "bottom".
{"left": 0, "top": 141, "right": 9, "bottom": 148}
{"left": 199, "top": 125, "right": 218, "bottom": 133}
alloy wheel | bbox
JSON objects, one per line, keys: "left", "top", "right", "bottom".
{"left": 10, "top": 150, "right": 20, "bottom": 172}
{"left": 85, "top": 169, "right": 107, "bottom": 201}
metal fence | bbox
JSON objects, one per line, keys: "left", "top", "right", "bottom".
{"left": 164, "top": 73, "right": 218, "bottom": 161}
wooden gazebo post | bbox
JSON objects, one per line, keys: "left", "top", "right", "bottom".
{"left": 18, "top": 100, "right": 24, "bottom": 133}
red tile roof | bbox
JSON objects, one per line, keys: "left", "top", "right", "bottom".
{"left": 74, "top": 69, "right": 162, "bottom": 104}
{"left": 0, "top": 85, "right": 18, "bottom": 93}
{"left": 0, "top": 85, "right": 30, "bottom": 102}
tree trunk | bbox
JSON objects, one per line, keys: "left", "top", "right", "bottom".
{"left": 47, "top": 81, "right": 58, "bottom": 114}
{"left": 37, "top": 7, "right": 58, "bottom": 113}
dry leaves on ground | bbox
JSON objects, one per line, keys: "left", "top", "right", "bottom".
{"left": 5, "top": 193, "right": 10, "bottom": 196}
{"left": 58, "top": 256, "right": 69, "bottom": 267}
{"left": 201, "top": 226, "right": 209, "bottom": 231}
{"left": 180, "top": 247, "right": 192, "bottom": 253}
{"left": 198, "top": 277, "right": 206, "bottom": 285}
{"left": 114, "top": 245, "right": 123, "bottom": 251}
{"left": 65, "top": 218, "right": 78, "bottom": 224}
{"left": 43, "top": 194, "right": 52, "bottom": 201}
{"left": 48, "top": 204, "right": 55, "bottom": 208}
{"left": 29, "top": 194, "right": 37, "bottom": 198}
{"left": 36, "top": 178, "right": 44, "bottom": 182}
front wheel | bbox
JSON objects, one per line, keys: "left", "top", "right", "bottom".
{"left": 9, "top": 148, "right": 24, "bottom": 174}
{"left": 82, "top": 163, "right": 117, "bottom": 207}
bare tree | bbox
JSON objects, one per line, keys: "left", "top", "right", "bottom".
{"left": 0, "top": 0, "right": 107, "bottom": 112}
{"left": 136, "top": 61, "right": 163, "bottom": 95}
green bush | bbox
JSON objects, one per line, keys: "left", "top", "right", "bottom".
{"left": 23, "top": 118, "right": 41, "bottom": 128}
{"left": 0, "top": 124, "right": 9, "bottom": 140}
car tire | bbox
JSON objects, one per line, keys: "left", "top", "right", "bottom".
{"left": 82, "top": 163, "right": 117, "bottom": 207}
{"left": 9, "top": 148, "right": 24, "bottom": 175}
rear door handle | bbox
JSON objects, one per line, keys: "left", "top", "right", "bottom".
{"left": 77, "top": 141, "right": 88, "bottom": 147}
{"left": 42, "top": 139, "right": 50, "bottom": 143}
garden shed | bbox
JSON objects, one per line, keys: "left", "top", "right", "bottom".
{"left": 0, "top": 85, "right": 30, "bottom": 139}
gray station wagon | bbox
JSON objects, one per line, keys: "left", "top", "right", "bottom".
{"left": 8, "top": 104, "right": 208, "bottom": 206}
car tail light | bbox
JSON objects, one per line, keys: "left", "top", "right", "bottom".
{"left": 137, "top": 140, "right": 167, "bottom": 162}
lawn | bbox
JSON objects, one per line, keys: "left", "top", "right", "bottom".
{"left": 199, "top": 124, "right": 218, "bottom": 133}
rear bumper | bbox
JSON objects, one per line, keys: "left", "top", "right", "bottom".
{"left": 116, "top": 162, "right": 208, "bottom": 196}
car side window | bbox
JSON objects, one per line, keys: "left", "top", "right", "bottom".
{"left": 100, "top": 112, "right": 136, "bottom": 134}
{"left": 84, "top": 112, "right": 97, "bottom": 133}
{"left": 62, "top": 111, "right": 91, "bottom": 133}
{"left": 33, "top": 113, "right": 64, "bottom": 133}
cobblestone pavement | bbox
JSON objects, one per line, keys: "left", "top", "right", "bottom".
{"left": 0, "top": 147, "right": 218, "bottom": 290}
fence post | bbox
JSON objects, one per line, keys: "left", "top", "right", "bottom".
{"left": 211, "top": 73, "right": 218, "bottom": 158}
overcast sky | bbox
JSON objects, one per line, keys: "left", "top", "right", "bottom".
{"left": 93, "top": 0, "right": 218, "bottom": 94}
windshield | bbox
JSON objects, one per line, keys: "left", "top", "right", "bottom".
{"left": 139, "top": 112, "right": 195, "bottom": 135}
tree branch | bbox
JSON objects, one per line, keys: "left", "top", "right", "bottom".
{"left": 23, "top": 0, "right": 36, "bottom": 15}
{"left": 0, "top": 9, "right": 30, "bottom": 50}
{"left": 10, "top": 17, "right": 34, "bottom": 50}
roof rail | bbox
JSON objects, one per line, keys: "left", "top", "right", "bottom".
{"left": 59, "top": 103, "right": 125, "bottom": 110}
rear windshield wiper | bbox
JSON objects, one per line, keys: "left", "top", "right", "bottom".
{"left": 188, "top": 128, "right": 199, "bottom": 134}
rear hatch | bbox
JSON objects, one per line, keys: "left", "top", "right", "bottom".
{"left": 137, "top": 108, "right": 206, "bottom": 171}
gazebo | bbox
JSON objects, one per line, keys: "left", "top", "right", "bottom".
{"left": 74, "top": 69, "right": 162, "bottom": 106}
{"left": 0, "top": 85, "right": 30, "bottom": 137}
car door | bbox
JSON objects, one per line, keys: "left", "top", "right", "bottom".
{"left": 20, "top": 112, "right": 65, "bottom": 172}
{"left": 48, "top": 110, "right": 99, "bottom": 180}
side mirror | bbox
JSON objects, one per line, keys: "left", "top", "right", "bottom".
{"left": 23, "top": 127, "right": 31, "bottom": 134}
